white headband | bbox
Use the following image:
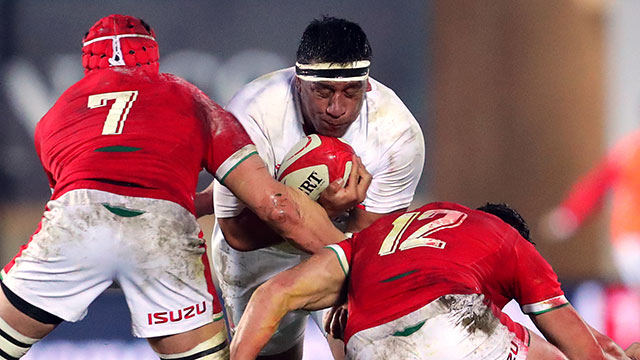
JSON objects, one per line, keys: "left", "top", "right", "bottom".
{"left": 295, "top": 60, "right": 370, "bottom": 82}
{"left": 82, "top": 34, "right": 156, "bottom": 67}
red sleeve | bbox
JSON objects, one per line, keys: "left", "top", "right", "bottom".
{"left": 511, "top": 235, "right": 568, "bottom": 314}
{"left": 325, "top": 236, "right": 354, "bottom": 276}
{"left": 188, "top": 83, "right": 256, "bottom": 182}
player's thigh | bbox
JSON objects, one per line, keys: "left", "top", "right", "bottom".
{"left": 116, "top": 197, "right": 223, "bottom": 339}
{"left": 0, "top": 287, "right": 56, "bottom": 339}
{"left": 526, "top": 331, "right": 568, "bottom": 360}
{"left": 1, "top": 191, "right": 118, "bottom": 324}
{"left": 147, "top": 318, "right": 229, "bottom": 358}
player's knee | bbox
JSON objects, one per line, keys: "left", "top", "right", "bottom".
{"left": 156, "top": 331, "right": 229, "bottom": 360}
{"left": 0, "top": 316, "right": 41, "bottom": 359}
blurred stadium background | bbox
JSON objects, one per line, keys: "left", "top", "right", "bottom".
{"left": 1, "top": 0, "right": 640, "bottom": 358}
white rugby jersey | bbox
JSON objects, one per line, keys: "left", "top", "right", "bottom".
{"left": 213, "top": 67, "right": 425, "bottom": 218}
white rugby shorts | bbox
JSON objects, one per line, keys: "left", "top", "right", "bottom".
{"left": 1, "top": 189, "right": 223, "bottom": 338}
{"left": 346, "top": 294, "right": 529, "bottom": 360}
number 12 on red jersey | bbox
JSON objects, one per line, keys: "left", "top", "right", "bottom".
{"left": 378, "top": 209, "right": 468, "bottom": 256}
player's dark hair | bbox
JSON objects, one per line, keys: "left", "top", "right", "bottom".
{"left": 477, "top": 203, "right": 534, "bottom": 244}
{"left": 296, "top": 16, "right": 372, "bottom": 64}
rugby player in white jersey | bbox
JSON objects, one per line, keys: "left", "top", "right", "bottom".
{"left": 197, "top": 16, "right": 425, "bottom": 359}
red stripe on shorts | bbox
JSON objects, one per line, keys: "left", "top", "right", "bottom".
{"left": 487, "top": 300, "right": 529, "bottom": 346}
{"left": 3, "top": 212, "right": 46, "bottom": 275}
{"left": 198, "top": 230, "right": 222, "bottom": 314}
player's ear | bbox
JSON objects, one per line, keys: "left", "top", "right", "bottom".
{"left": 366, "top": 79, "right": 372, "bottom": 92}
{"left": 295, "top": 76, "right": 302, "bottom": 92}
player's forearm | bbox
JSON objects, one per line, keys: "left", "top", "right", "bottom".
{"left": 588, "top": 325, "right": 628, "bottom": 359}
{"left": 532, "top": 305, "right": 607, "bottom": 360}
{"left": 231, "top": 250, "right": 345, "bottom": 358}
{"left": 275, "top": 186, "right": 347, "bottom": 252}
{"left": 194, "top": 182, "right": 214, "bottom": 218}
{"left": 230, "top": 284, "right": 292, "bottom": 359}
{"left": 223, "top": 155, "right": 345, "bottom": 253}
{"left": 218, "top": 210, "right": 287, "bottom": 251}
{"left": 246, "top": 183, "right": 345, "bottom": 253}
{"left": 626, "top": 342, "right": 640, "bottom": 360}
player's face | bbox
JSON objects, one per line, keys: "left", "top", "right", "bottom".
{"left": 296, "top": 78, "right": 367, "bottom": 137}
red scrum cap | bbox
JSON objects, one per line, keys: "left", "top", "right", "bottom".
{"left": 82, "top": 14, "right": 159, "bottom": 74}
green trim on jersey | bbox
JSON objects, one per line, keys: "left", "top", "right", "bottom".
{"left": 381, "top": 269, "right": 418, "bottom": 283}
{"left": 529, "top": 302, "right": 569, "bottom": 315}
{"left": 213, "top": 312, "right": 224, "bottom": 322}
{"left": 95, "top": 145, "right": 142, "bottom": 152}
{"left": 102, "top": 203, "right": 145, "bottom": 217}
{"left": 392, "top": 320, "right": 426, "bottom": 337}
{"left": 218, "top": 151, "right": 258, "bottom": 186}
{"left": 326, "top": 246, "right": 348, "bottom": 276}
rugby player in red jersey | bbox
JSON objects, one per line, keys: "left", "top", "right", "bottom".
{"left": 231, "top": 202, "right": 611, "bottom": 359}
{"left": 541, "top": 130, "right": 640, "bottom": 286}
{"left": 0, "top": 14, "right": 348, "bottom": 360}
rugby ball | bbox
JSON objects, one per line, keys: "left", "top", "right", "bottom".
{"left": 276, "top": 134, "right": 355, "bottom": 201}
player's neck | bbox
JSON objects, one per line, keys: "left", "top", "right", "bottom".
{"left": 302, "top": 120, "right": 317, "bottom": 136}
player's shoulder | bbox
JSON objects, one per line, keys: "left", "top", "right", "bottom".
{"left": 417, "top": 201, "right": 473, "bottom": 214}
{"left": 38, "top": 73, "right": 98, "bottom": 125}
{"left": 227, "top": 67, "right": 294, "bottom": 111}
{"left": 158, "top": 72, "right": 224, "bottom": 110}
{"left": 158, "top": 73, "right": 202, "bottom": 95}
{"left": 365, "top": 77, "right": 420, "bottom": 129}
{"left": 420, "top": 201, "right": 512, "bottom": 234}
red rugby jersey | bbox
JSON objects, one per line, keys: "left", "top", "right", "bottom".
{"left": 34, "top": 68, "right": 255, "bottom": 214}
{"left": 328, "top": 201, "right": 566, "bottom": 343}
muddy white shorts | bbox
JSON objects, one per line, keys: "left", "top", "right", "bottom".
{"left": 212, "top": 225, "right": 328, "bottom": 355}
{"left": 346, "top": 294, "right": 529, "bottom": 360}
{"left": 1, "top": 189, "right": 223, "bottom": 338}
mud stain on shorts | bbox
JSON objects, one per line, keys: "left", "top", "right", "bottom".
{"left": 437, "top": 294, "right": 499, "bottom": 336}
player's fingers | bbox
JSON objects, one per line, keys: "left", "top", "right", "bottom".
{"left": 330, "top": 310, "right": 342, "bottom": 338}
{"left": 626, "top": 343, "right": 640, "bottom": 360}
{"left": 331, "top": 307, "right": 347, "bottom": 340}
{"left": 325, "top": 178, "right": 344, "bottom": 195}
{"left": 354, "top": 156, "right": 371, "bottom": 201}
{"left": 338, "top": 307, "right": 348, "bottom": 330}
{"left": 324, "top": 305, "right": 338, "bottom": 334}
{"left": 346, "top": 155, "right": 361, "bottom": 187}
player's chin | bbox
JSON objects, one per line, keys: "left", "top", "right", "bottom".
{"left": 318, "top": 124, "right": 349, "bottom": 137}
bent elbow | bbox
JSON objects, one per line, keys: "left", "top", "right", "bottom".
{"left": 259, "top": 191, "right": 305, "bottom": 237}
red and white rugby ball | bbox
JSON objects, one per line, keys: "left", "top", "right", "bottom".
{"left": 276, "top": 134, "right": 355, "bottom": 200}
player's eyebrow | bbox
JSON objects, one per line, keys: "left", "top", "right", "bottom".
{"left": 312, "top": 82, "right": 335, "bottom": 91}
{"left": 344, "top": 83, "right": 365, "bottom": 92}
{"left": 313, "top": 81, "right": 364, "bottom": 91}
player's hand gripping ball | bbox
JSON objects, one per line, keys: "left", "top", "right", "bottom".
{"left": 276, "top": 134, "right": 355, "bottom": 201}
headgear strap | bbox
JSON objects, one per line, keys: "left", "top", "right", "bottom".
{"left": 82, "top": 34, "right": 157, "bottom": 67}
